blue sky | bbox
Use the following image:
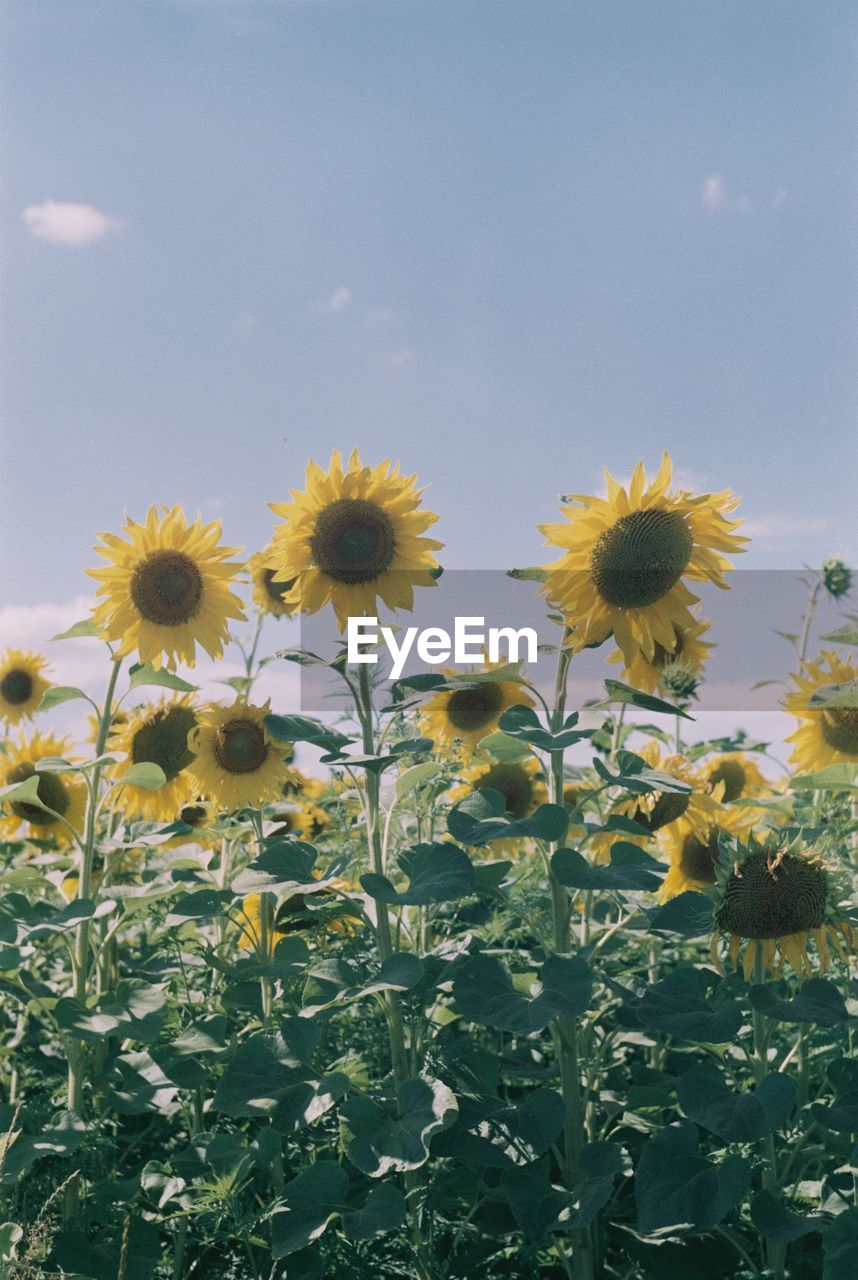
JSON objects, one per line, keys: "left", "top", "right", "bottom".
{"left": 2, "top": 0, "right": 856, "bottom": 608}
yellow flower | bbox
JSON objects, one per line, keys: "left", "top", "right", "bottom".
{"left": 784, "top": 651, "right": 858, "bottom": 773}
{"left": 270, "top": 802, "right": 330, "bottom": 841}
{"left": 237, "top": 880, "right": 360, "bottom": 951}
{"left": 88, "top": 505, "right": 246, "bottom": 669}
{"left": 248, "top": 549, "right": 295, "bottom": 618}
{"left": 187, "top": 699, "right": 291, "bottom": 810}
{"left": 268, "top": 450, "right": 442, "bottom": 631}
{"left": 711, "top": 838, "right": 854, "bottom": 980}
{"left": 702, "top": 752, "right": 769, "bottom": 803}
{"left": 109, "top": 696, "right": 198, "bottom": 822}
{"left": 163, "top": 800, "right": 215, "bottom": 849}
{"left": 1, "top": 731, "right": 86, "bottom": 847}
{"left": 657, "top": 797, "right": 756, "bottom": 900}
{"left": 540, "top": 454, "right": 745, "bottom": 667}
{"left": 607, "top": 615, "right": 712, "bottom": 695}
{"left": 0, "top": 650, "right": 50, "bottom": 725}
{"left": 419, "top": 662, "right": 534, "bottom": 761}
{"left": 449, "top": 756, "right": 545, "bottom": 854}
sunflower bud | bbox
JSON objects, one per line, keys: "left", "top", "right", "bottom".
{"left": 823, "top": 557, "right": 852, "bottom": 599}
{"left": 660, "top": 660, "right": 700, "bottom": 702}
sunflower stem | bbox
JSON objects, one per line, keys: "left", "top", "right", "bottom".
{"left": 548, "top": 638, "right": 596, "bottom": 1280}
{"left": 797, "top": 571, "right": 824, "bottom": 665}
{"left": 64, "top": 653, "right": 123, "bottom": 1219}
{"left": 752, "top": 947, "right": 786, "bottom": 1280}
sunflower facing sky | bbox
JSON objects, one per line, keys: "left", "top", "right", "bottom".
{"left": 248, "top": 549, "right": 295, "bottom": 619}
{"left": 88, "top": 505, "right": 246, "bottom": 670}
{"left": 540, "top": 454, "right": 746, "bottom": 666}
{"left": 419, "top": 662, "right": 534, "bottom": 761}
{"left": 1, "top": 730, "right": 86, "bottom": 847}
{"left": 109, "top": 696, "right": 199, "bottom": 823}
{"left": 0, "top": 649, "right": 51, "bottom": 725}
{"left": 267, "top": 450, "right": 443, "bottom": 630}
{"left": 710, "top": 836, "right": 855, "bottom": 980}
{"left": 784, "top": 651, "right": 858, "bottom": 774}
{"left": 187, "top": 699, "right": 291, "bottom": 810}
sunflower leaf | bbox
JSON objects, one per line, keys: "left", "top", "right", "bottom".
{"left": 677, "top": 1064, "right": 796, "bottom": 1142}
{"left": 361, "top": 843, "right": 475, "bottom": 905}
{"left": 451, "top": 953, "right": 592, "bottom": 1033}
{"left": 264, "top": 713, "right": 352, "bottom": 755}
{"left": 601, "top": 679, "right": 694, "bottom": 720}
{"left": 117, "top": 762, "right": 167, "bottom": 791}
{"left": 821, "top": 625, "right": 858, "bottom": 646}
{"left": 749, "top": 979, "right": 851, "bottom": 1027}
{"left": 37, "top": 686, "right": 95, "bottom": 712}
{"left": 128, "top": 663, "right": 198, "bottom": 693}
{"left": 51, "top": 618, "right": 102, "bottom": 641}
{"left": 447, "top": 790, "right": 569, "bottom": 846}
{"left": 340, "top": 1076, "right": 458, "bottom": 1178}
{"left": 750, "top": 1190, "right": 823, "bottom": 1243}
{"left": 808, "top": 679, "right": 858, "bottom": 709}
{"left": 634, "top": 1122, "right": 750, "bottom": 1234}
{"left": 790, "top": 764, "right": 858, "bottom": 790}
{"left": 270, "top": 1163, "right": 350, "bottom": 1257}
{"left": 552, "top": 843, "right": 665, "bottom": 891}
{"left": 499, "top": 705, "right": 592, "bottom": 751}
{"left": 633, "top": 967, "right": 743, "bottom": 1042}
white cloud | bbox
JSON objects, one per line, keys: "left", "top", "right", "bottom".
{"left": 702, "top": 175, "right": 725, "bottom": 210}
{"left": 21, "top": 200, "right": 120, "bottom": 246}
{"left": 314, "top": 286, "right": 352, "bottom": 315}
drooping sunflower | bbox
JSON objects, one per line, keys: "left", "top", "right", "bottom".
{"left": 248, "top": 549, "right": 295, "bottom": 619}
{"left": 784, "top": 651, "right": 858, "bottom": 773}
{"left": 109, "top": 696, "right": 199, "bottom": 822}
{"left": 1, "top": 731, "right": 86, "bottom": 847}
{"left": 710, "top": 836, "right": 855, "bottom": 980}
{"left": 88, "top": 505, "right": 246, "bottom": 670}
{"left": 0, "top": 650, "right": 51, "bottom": 725}
{"left": 607, "top": 615, "right": 712, "bottom": 696}
{"left": 419, "top": 663, "right": 534, "bottom": 761}
{"left": 267, "top": 450, "right": 442, "bottom": 630}
{"left": 187, "top": 699, "right": 291, "bottom": 810}
{"left": 540, "top": 454, "right": 746, "bottom": 666}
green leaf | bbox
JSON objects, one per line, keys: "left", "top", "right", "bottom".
{"left": 750, "top": 979, "right": 851, "bottom": 1027}
{"left": 634, "top": 967, "right": 743, "bottom": 1043}
{"left": 0, "top": 1111, "right": 86, "bottom": 1182}
{"left": 128, "top": 662, "right": 198, "bottom": 693}
{"left": 474, "top": 730, "right": 534, "bottom": 762}
{"left": 507, "top": 565, "right": 548, "bottom": 582}
{"left": 602, "top": 679, "right": 694, "bottom": 720}
{"left": 447, "top": 789, "right": 569, "bottom": 846}
{"left": 809, "top": 679, "right": 858, "bottom": 709}
{"left": 361, "top": 843, "right": 475, "bottom": 905}
{"left": 552, "top": 843, "right": 665, "bottom": 892}
{"left": 166, "top": 889, "right": 233, "bottom": 925}
{"left": 823, "top": 1207, "right": 858, "bottom": 1279}
{"left": 0, "top": 774, "right": 54, "bottom": 813}
{"left": 37, "top": 686, "right": 94, "bottom": 712}
{"left": 117, "top": 762, "right": 167, "bottom": 790}
{"left": 51, "top": 617, "right": 102, "bottom": 640}
{"left": 499, "top": 704, "right": 592, "bottom": 751}
{"left": 23, "top": 898, "right": 116, "bottom": 940}
{"left": 750, "top": 1190, "right": 821, "bottom": 1244}
{"left": 232, "top": 842, "right": 332, "bottom": 897}
{"left": 395, "top": 761, "right": 444, "bottom": 798}
{"left": 271, "top": 1163, "right": 349, "bottom": 1257}
{"left": 341, "top": 1076, "right": 458, "bottom": 1177}
{"left": 821, "top": 625, "right": 858, "bottom": 646}
{"left": 647, "top": 891, "right": 713, "bottom": 938}
{"left": 452, "top": 953, "right": 592, "bottom": 1033}
{"left": 213, "top": 1023, "right": 348, "bottom": 1125}
{"left": 341, "top": 1184, "right": 407, "bottom": 1242}
{"left": 54, "top": 1220, "right": 161, "bottom": 1280}
{"left": 634, "top": 1122, "right": 750, "bottom": 1234}
{"left": 791, "top": 763, "right": 858, "bottom": 790}
{"left": 0, "top": 1222, "right": 22, "bottom": 1262}
{"left": 678, "top": 1065, "right": 795, "bottom": 1142}
{"left": 264, "top": 713, "right": 351, "bottom": 754}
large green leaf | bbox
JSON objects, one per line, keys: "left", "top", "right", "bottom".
{"left": 264, "top": 713, "right": 352, "bottom": 755}
{"left": 213, "top": 1022, "right": 348, "bottom": 1126}
{"left": 341, "top": 1183, "right": 407, "bottom": 1242}
{"left": 750, "top": 1191, "right": 821, "bottom": 1244}
{"left": 552, "top": 843, "right": 665, "bottom": 891}
{"left": 602, "top": 679, "right": 694, "bottom": 719}
{"left": 270, "top": 1163, "right": 349, "bottom": 1257}
{"left": 452, "top": 953, "right": 592, "bottom": 1033}
{"left": 634, "top": 1122, "right": 750, "bottom": 1234}
{"left": 128, "top": 662, "right": 198, "bottom": 693}
{"left": 498, "top": 705, "right": 593, "bottom": 752}
{"left": 790, "top": 763, "right": 858, "bottom": 790}
{"left": 634, "top": 968, "right": 743, "bottom": 1043}
{"left": 750, "top": 979, "right": 851, "bottom": 1027}
{"left": 0, "top": 1111, "right": 86, "bottom": 1182}
{"left": 232, "top": 842, "right": 333, "bottom": 896}
{"left": 647, "top": 891, "right": 713, "bottom": 938}
{"left": 447, "top": 789, "right": 568, "bottom": 846}
{"left": 677, "top": 1065, "right": 795, "bottom": 1142}
{"left": 823, "top": 1207, "right": 858, "bottom": 1279}
{"left": 341, "top": 1076, "right": 458, "bottom": 1177}
{"left": 361, "top": 842, "right": 475, "bottom": 905}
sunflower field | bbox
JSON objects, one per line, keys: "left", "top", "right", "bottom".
{"left": 2, "top": 451, "right": 858, "bottom": 1280}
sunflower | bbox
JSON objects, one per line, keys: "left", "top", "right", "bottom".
{"left": 702, "top": 752, "right": 769, "bottom": 803}
{"left": 0, "top": 650, "right": 50, "bottom": 725}
{"left": 248, "top": 549, "right": 295, "bottom": 619}
{"left": 607, "top": 615, "right": 712, "bottom": 696}
{"left": 163, "top": 800, "right": 216, "bottom": 849}
{"left": 270, "top": 802, "right": 330, "bottom": 842}
{"left": 88, "top": 505, "right": 246, "bottom": 670}
{"left": 710, "top": 836, "right": 855, "bottom": 980}
{"left": 419, "top": 662, "right": 534, "bottom": 761}
{"left": 0, "top": 731, "right": 86, "bottom": 847}
{"left": 187, "top": 699, "right": 291, "bottom": 810}
{"left": 540, "top": 455, "right": 745, "bottom": 666}
{"left": 109, "top": 696, "right": 199, "bottom": 822}
{"left": 449, "top": 756, "right": 546, "bottom": 854}
{"left": 237, "top": 881, "right": 359, "bottom": 951}
{"left": 784, "top": 651, "right": 858, "bottom": 773}
{"left": 657, "top": 797, "right": 752, "bottom": 900}
{"left": 267, "top": 450, "right": 442, "bottom": 630}
{"left": 590, "top": 741, "right": 724, "bottom": 865}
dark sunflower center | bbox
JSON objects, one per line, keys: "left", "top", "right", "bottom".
{"left": 446, "top": 683, "right": 505, "bottom": 734}
{"left": 709, "top": 759, "right": 747, "bottom": 802}
{"left": 477, "top": 762, "right": 534, "bottom": 821}
{"left": 179, "top": 804, "right": 207, "bottom": 828}
{"left": 679, "top": 828, "right": 722, "bottom": 884}
{"left": 8, "top": 763, "right": 69, "bottom": 826}
{"left": 634, "top": 790, "right": 691, "bottom": 833}
{"left": 214, "top": 719, "right": 268, "bottom": 774}
{"left": 130, "top": 550, "right": 204, "bottom": 626}
{"left": 131, "top": 705, "right": 197, "bottom": 781}
{"left": 590, "top": 508, "right": 693, "bottom": 609}
{"left": 718, "top": 850, "right": 828, "bottom": 938}
{"left": 310, "top": 498, "right": 396, "bottom": 584}
{"left": 263, "top": 568, "right": 295, "bottom": 604}
{"left": 1, "top": 669, "right": 34, "bottom": 705}
{"left": 821, "top": 706, "right": 858, "bottom": 756}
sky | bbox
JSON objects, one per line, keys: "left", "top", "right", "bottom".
{"left": 1, "top": 0, "right": 856, "bottom": 756}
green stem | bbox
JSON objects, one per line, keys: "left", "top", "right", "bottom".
{"left": 752, "top": 948, "right": 785, "bottom": 1280}
{"left": 797, "top": 571, "right": 823, "bottom": 665}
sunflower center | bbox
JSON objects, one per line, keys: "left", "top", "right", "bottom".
{"left": 263, "top": 569, "right": 295, "bottom": 604}
{"left": 0, "top": 669, "right": 34, "bottom": 706}
{"left": 590, "top": 508, "right": 693, "bottom": 609}
{"left": 179, "top": 804, "right": 207, "bottom": 828}
{"left": 477, "top": 762, "right": 534, "bottom": 820}
{"left": 446, "top": 683, "right": 505, "bottom": 734}
{"left": 718, "top": 850, "right": 828, "bottom": 938}
{"left": 679, "top": 828, "right": 722, "bottom": 884}
{"left": 634, "top": 791, "right": 690, "bottom": 833}
{"left": 130, "top": 550, "right": 204, "bottom": 626}
{"left": 821, "top": 706, "right": 858, "bottom": 756}
{"left": 310, "top": 498, "right": 396, "bottom": 584}
{"left": 708, "top": 759, "right": 746, "bottom": 802}
{"left": 8, "top": 763, "right": 69, "bottom": 826}
{"left": 214, "top": 719, "right": 268, "bottom": 774}
{"left": 131, "top": 705, "right": 197, "bottom": 781}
